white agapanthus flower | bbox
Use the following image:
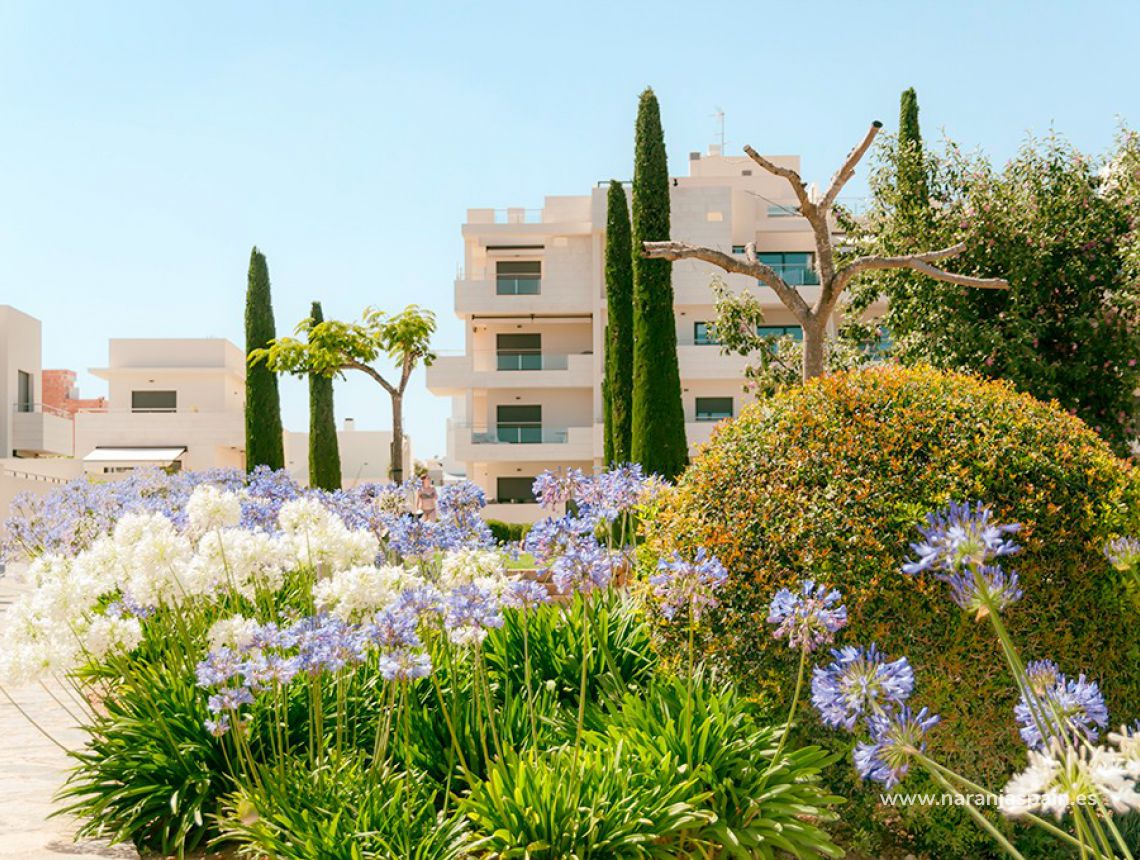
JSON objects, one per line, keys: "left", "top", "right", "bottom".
{"left": 83, "top": 614, "right": 143, "bottom": 660}
{"left": 191, "top": 529, "right": 287, "bottom": 599}
{"left": 1110, "top": 725, "right": 1140, "bottom": 779}
{"left": 440, "top": 548, "right": 506, "bottom": 590}
{"left": 448, "top": 626, "right": 488, "bottom": 648}
{"left": 313, "top": 565, "right": 411, "bottom": 622}
{"left": 999, "top": 741, "right": 1140, "bottom": 819}
{"left": 207, "top": 615, "right": 261, "bottom": 652}
{"left": 277, "top": 498, "right": 377, "bottom": 572}
{"left": 186, "top": 484, "right": 243, "bottom": 534}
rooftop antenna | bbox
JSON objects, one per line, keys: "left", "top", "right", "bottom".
{"left": 711, "top": 106, "right": 725, "bottom": 152}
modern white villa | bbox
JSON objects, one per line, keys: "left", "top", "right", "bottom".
{"left": 427, "top": 147, "right": 883, "bottom": 523}
{"left": 0, "top": 305, "right": 411, "bottom": 520}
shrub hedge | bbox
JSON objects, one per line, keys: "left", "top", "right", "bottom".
{"left": 645, "top": 364, "right": 1140, "bottom": 857}
{"left": 485, "top": 518, "right": 532, "bottom": 545}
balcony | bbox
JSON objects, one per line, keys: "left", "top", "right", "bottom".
{"left": 675, "top": 343, "right": 752, "bottom": 381}
{"left": 671, "top": 261, "right": 824, "bottom": 307}
{"left": 73, "top": 407, "right": 243, "bottom": 469}
{"left": 10, "top": 404, "right": 74, "bottom": 456}
{"left": 427, "top": 351, "right": 593, "bottom": 394}
{"left": 448, "top": 420, "right": 595, "bottom": 462}
{"left": 454, "top": 277, "right": 593, "bottom": 316}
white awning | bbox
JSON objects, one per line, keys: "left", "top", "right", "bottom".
{"left": 82, "top": 447, "right": 188, "bottom": 464}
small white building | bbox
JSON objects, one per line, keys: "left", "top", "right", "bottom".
{"left": 284, "top": 418, "right": 412, "bottom": 488}
{"left": 74, "top": 338, "right": 246, "bottom": 474}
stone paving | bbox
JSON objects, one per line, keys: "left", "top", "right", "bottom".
{"left": 0, "top": 572, "right": 139, "bottom": 859}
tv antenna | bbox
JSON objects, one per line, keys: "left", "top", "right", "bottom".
{"left": 712, "top": 106, "right": 725, "bottom": 152}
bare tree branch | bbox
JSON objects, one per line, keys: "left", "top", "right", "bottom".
{"left": 833, "top": 243, "right": 1010, "bottom": 293}
{"left": 642, "top": 240, "right": 810, "bottom": 317}
{"left": 742, "top": 145, "right": 813, "bottom": 215}
{"left": 820, "top": 121, "right": 883, "bottom": 211}
{"left": 344, "top": 359, "right": 398, "bottom": 396}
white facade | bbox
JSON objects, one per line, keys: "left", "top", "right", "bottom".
{"left": 284, "top": 419, "right": 412, "bottom": 488}
{"left": 428, "top": 150, "right": 878, "bottom": 523}
{"left": 0, "top": 305, "right": 73, "bottom": 459}
{"left": 74, "top": 338, "right": 247, "bottom": 474}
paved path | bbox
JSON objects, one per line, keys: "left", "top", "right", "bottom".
{"left": 0, "top": 572, "right": 138, "bottom": 859}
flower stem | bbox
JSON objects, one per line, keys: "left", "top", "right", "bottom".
{"left": 763, "top": 643, "right": 808, "bottom": 778}
{"left": 921, "top": 762, "right": 1026, "bottom": 860}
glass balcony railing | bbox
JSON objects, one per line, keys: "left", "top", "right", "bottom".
{"left": 495, "top": 351, "right": 571, "bottom": 371}
{"left": 467, "top": 424, "right": 570, "bottom": 444}
{"left": 495, "top": 277, "right": 541, "bottom": 295}
{"left": 763, "top": 264, "right": 820, "bottom": 286}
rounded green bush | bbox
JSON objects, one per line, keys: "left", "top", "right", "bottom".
{"left": 645, "top": 364, "right": 1140, "bottom": 857}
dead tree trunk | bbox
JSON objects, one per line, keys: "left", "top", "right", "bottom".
{"left": 643, "top": 120, "right": 1008, "bottom": 382}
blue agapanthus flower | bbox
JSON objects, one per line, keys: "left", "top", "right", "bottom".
{"left": 767, "top": 580, "right": 847, "bottom": 651}
{"left": 812, "top": 644, "right": 915, "bottom": 731}
{"left": 649, "top": 548, "right": 728, "bottom": 621}
{"left": 903, "top": 501, "right": 1021, "bottom": 575}
{"left": 551, "top": 538, "right": 617, "bottom": 595}
{"left": 378, "top": 648, "right": 433, "bottom": 682}
{"left": 1105, "top": 536, "right": 1140, "bottom": 572}
{"left": 854, "top": 705, "right": 941, "bottom": 788}
{"left": 939, "top": 563, "right": 1023, "bottom": 615}
{"left": 1015, "top": 659, "right": 1109, "bottom": 749}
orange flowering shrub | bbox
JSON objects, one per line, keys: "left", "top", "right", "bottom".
{"left": 645, "top": 364, "right": 1140, "bottom": 856}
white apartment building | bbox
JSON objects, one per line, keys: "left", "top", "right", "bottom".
{"left": 428, "top": 148, "right": 873, "bottom": 523}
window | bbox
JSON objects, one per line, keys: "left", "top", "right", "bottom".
{"left": 16, "top": 371, "right": 33, "bottom": 413}
{"left": 695, "top": 397, "right": 733, "bottom": 421}
{"left": 496, "top": 404, "right": 542, "bottom": 443}
{"left": 496, "top": 333, "right": 542, "bottom": 371}
{"left": 693, "top": 322, "right": 718, "bottom": 346}
{"left": 131, "top": 390, "right": 177, "bottom": 413}
{"left": 757, "top": 253, "right": 819, "bottom": 286}
{"left": 496, "top": 477, "right": 537, "bottom": 504}
{"left": 767, "top": 204, "right": 799, "bottom": 217}
{"left": 756, "top": 325, "right": 804, "bottom": 341}
{"left": 496, "top": 260, "right": 541, "bottom": 295}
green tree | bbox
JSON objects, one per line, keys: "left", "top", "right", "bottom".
{"left": 252, "top": 305, "right": 436, "bottom": 484}
{"left": 630, "top": 89, "right": 688, "bottom": 480}
{"left": 604, "top": 180, "right": 634, "bottom": 465}
{"left": 307, "top": 301, "right": 342, "bottom": 490}
{"left": 851, "top": 124, "right": 1140, "bottom": 453}
{"left": 244, "top": 247, "right": 285, "bottom": 470}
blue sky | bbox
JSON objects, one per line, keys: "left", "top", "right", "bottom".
{"left": 2, "top": 1, "right": 1137, "bottom": 460}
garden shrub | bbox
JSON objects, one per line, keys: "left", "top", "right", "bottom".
{"left": 485, "top": 518, "right": 531, "bottom": 545}
{"left": 645, "top": 364, "right": 1140, "bottom": 857}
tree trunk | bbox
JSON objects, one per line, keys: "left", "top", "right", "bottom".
{"left": 389, "top": 393, "right": 404, "bottom": 484}
{"left": 801, "top": 319, "right": 827, "bottom": 380}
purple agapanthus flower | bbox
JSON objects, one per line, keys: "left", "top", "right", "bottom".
{"left": 903, "top": 501, "right": 1021, "bottom": 575}
{"left": 523, "top": 515, "right": 595, "bottom": 565}
{"left": 502, "top": 578, "right": 552, "bottom": 610}
{"left": 767, "top": 580, "right": 847, "bottom": 651}
{"left": 366, "top": 607, "right": 422, "bottom": 649}
{"left": 854, "top": 705, "right": 941, "bottom": 788}
{"left": 649, "top": 548, "right": 728, "bottom": 621}
{"left": 378, "top": 648, "right": 433, "bottom": 682}
{"left": 939, "top": 563, "right": 1023, "bottom": 615}
{"left": 812, "top": 644, "right": 915, "bottom": 731}
{"left": 532, "top": 468, "right": 588, "bottom": 510}
{"left": 550, "top": 538, "right": 618, "bottom": 595}
{"left": 1105, "top": 536, "right": 1140, "bottom": 572}
{"left": 444, "top": 583, "right": 504, "bottom": 645}
{"left": 1015, "top": 659, "right": 1109, "bottom": 749}
{"left": 207, "top": 686, "right": 254, "bottom": 714}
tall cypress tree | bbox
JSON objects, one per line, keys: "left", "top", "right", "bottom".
{"left": 630, "top": 89, "right": 687, "bottom": 480}
{"left": 307, "top": 301, "right": 342, "bottom": 490}
{"left": 244, "top": 247, "right": 285, "bottom": 470}
{"left": 604, "top": 180, "right": 634, "bottom": 465}
{"left": 897, "top": 87, "right": 930, "bottom": 230}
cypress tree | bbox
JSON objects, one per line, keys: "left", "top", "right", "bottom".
{"left": 604, "top": 180, "right": 634, "bottom": 465}
{"left": 244, "top": 246, "right": 285, "bottom": 470}
{"left": 307, "top": 301, "right": 342, "bottom": 490}
{"left": 897, "top": 87, "right": 930, "bottom": 229}
{"left": 630, "top": 89, "right": 687, "bottom": 480}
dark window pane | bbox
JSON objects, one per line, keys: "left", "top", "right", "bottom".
{"left": 17, "top": 371, "right": 33, "bottom": 413}
{"left": 132, "top": 390, "right": 177, "bottom": 413}
{"left": 496, "top": 477, "right": 536, "bottom": 504}
{"left": 695, "top": 396, "right": 733, "bottom": 421}
{"left": 693, "top": 322, "right": 718, "bottom": 345}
